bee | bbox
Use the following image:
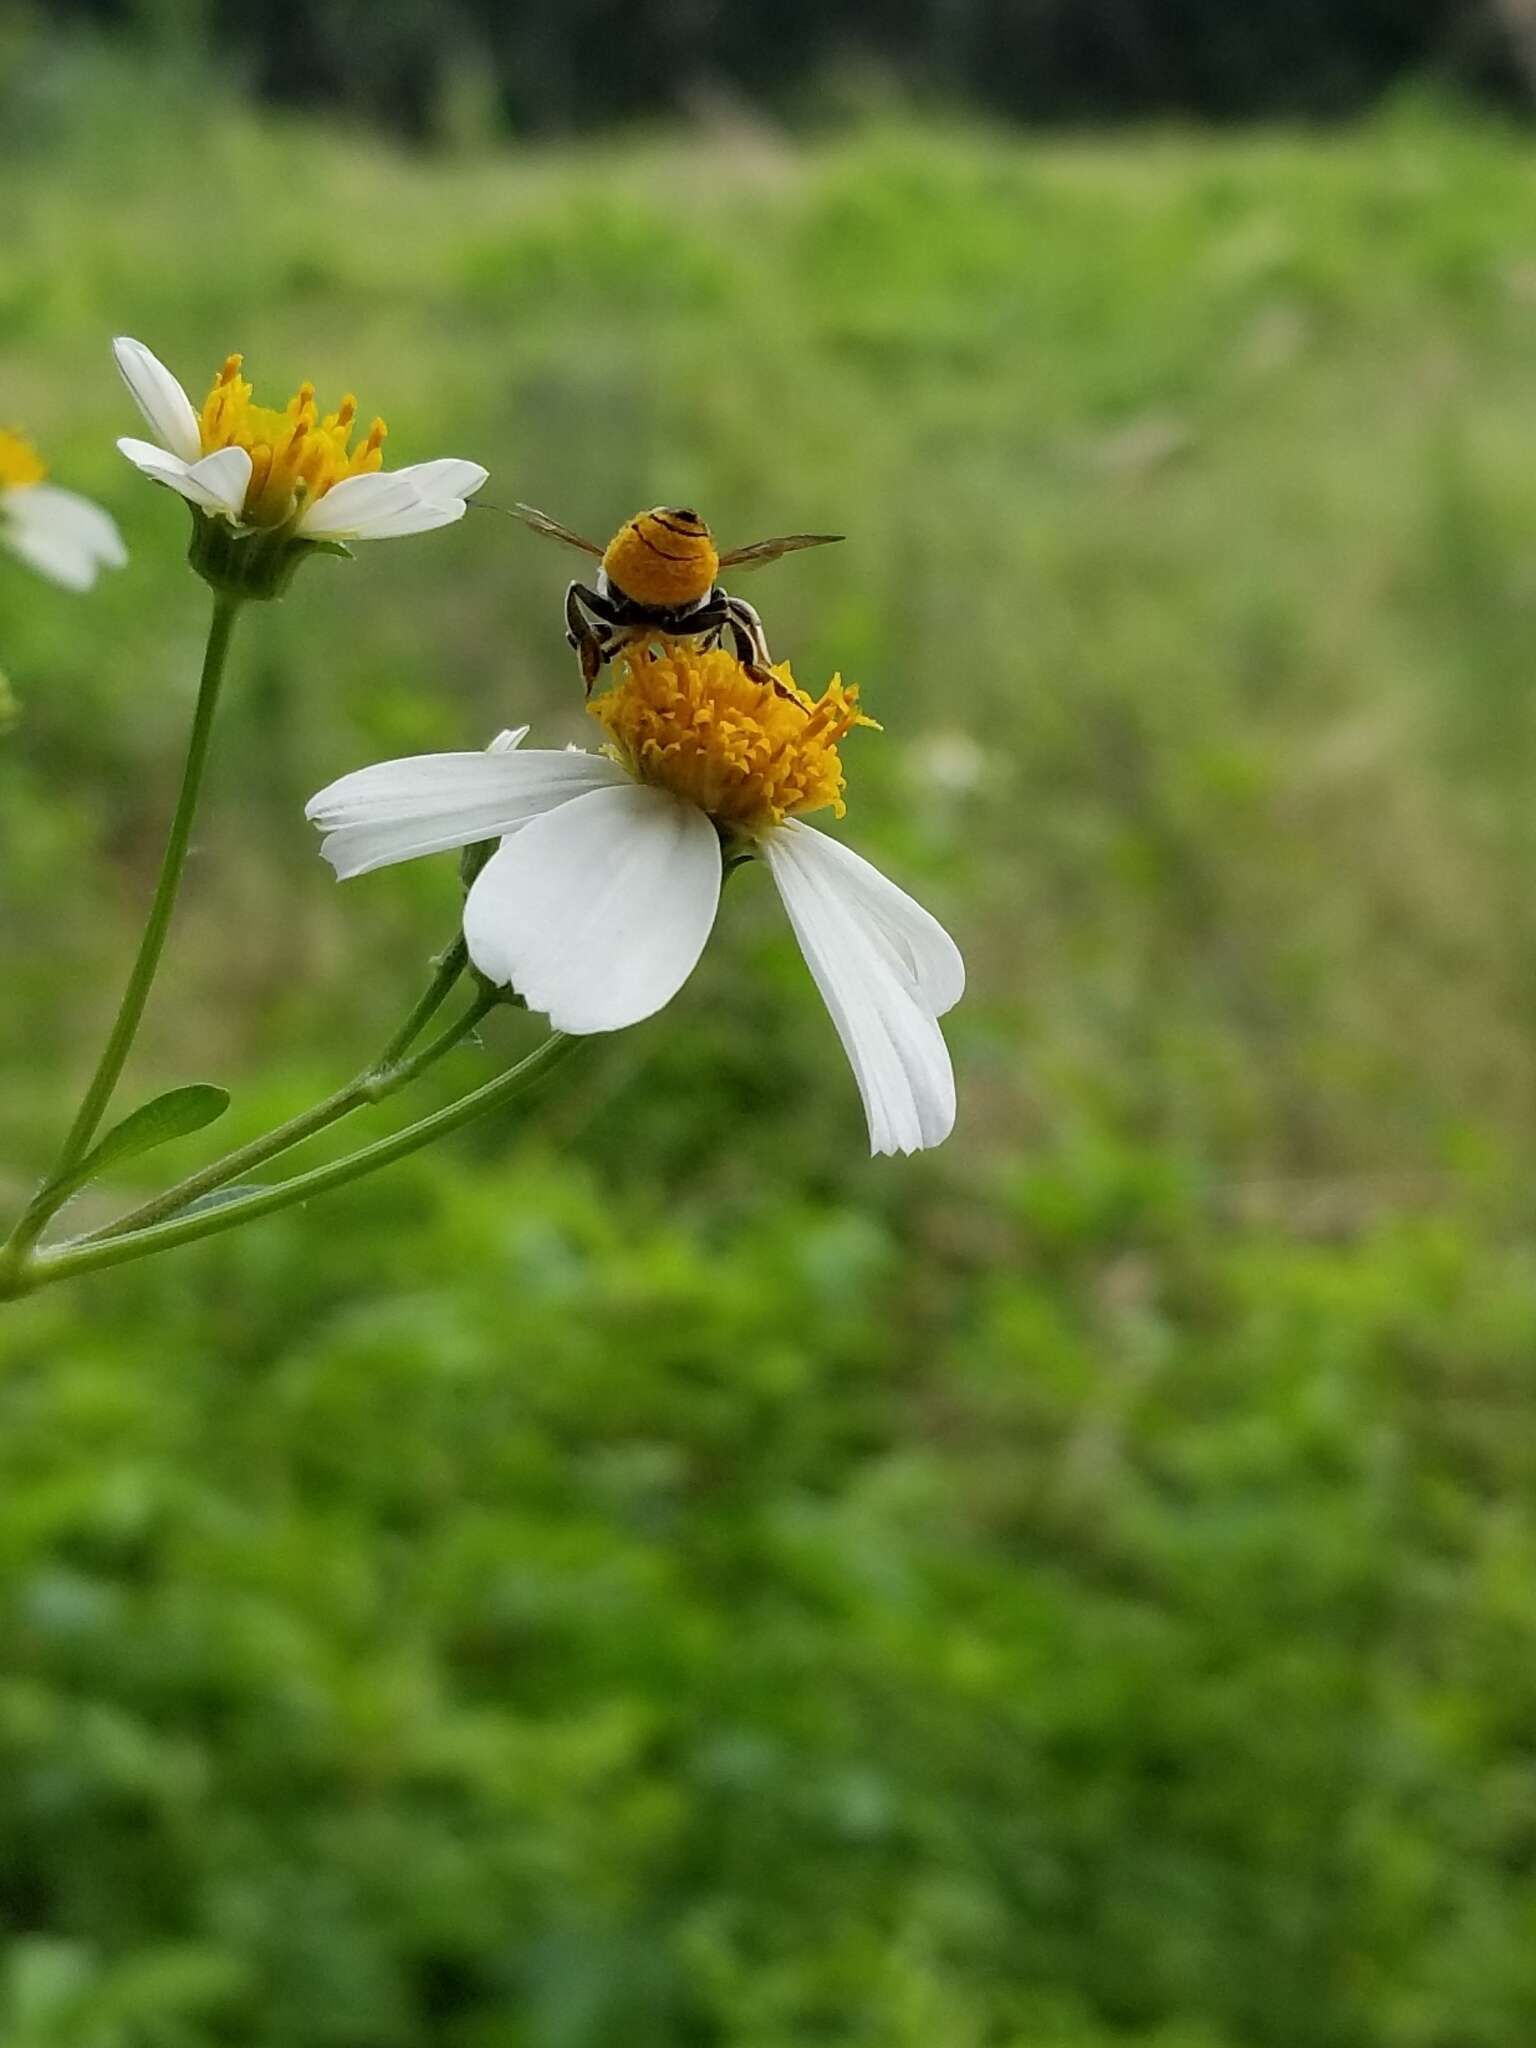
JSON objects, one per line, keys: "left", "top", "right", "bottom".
{"left": 508, "top": 502, "right": 842, "bottom": 692}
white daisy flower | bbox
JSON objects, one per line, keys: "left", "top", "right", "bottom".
{"left": 0, "top": 428, "right": 125, "bottom": 592}
{"left": 112, "top": 338, "right": 486, "bottom": 546}
{"left": 307, "top": 644, "right": 963, "bottom": 1155}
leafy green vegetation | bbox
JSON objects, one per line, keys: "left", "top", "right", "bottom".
{"left": 3, "top": 48, "right": 1536, "bottom": 2046}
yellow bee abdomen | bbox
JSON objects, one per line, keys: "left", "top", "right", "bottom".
{"left": 603, "top": 507, "right": 720, "bottom": 610}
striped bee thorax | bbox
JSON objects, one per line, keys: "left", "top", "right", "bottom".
{"left": 602, "top": 506, "right": 720, "bottom": 611}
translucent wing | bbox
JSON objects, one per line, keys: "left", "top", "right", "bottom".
{"left": 717, "top": 532, "right": 845, "bottom": 571}
{"left": 510, "top": 503, "right": 605, "bottom": 557}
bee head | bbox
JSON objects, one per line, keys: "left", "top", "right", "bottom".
{"left": 603, "top": 505, "right": 720, "bottom": 609}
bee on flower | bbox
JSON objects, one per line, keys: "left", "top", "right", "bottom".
{"left": 0, "top": 427, "right": 125, "bottom": 592}
{"left": 307, "top": 640, "right": 962, "bottom": 1155}
{"left": 113, "top": 338, "right": 487, "bottom": 597}
{"left": 509, "top": 500, "right": 841, "bottom": 693}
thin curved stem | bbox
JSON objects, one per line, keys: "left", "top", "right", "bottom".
{"left": 6, "top": 592, "right": 242, "bottom": 1255}
{"left": 4, "top": 1031, "right": 580, "bottom": 1297}
{"left": 84, "top": 981, "right": 493, "bottom": 1245}
{"left": 375, "top": 935, "right": 468, "bottom": 1067}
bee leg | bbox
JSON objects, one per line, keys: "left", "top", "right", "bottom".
{"left": 722, "top": 595, "right": 771, "bottom": 666}
{"left": 722, "top": 594, "right": 796, "bottom": 700}
{"left": 565, "top": 582, "right": 612, "bottom": 694}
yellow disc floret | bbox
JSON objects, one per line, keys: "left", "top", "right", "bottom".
{"left": 0, "top": 429, "right": 46, "bottom": 491}
{"left": 602, "top": 507, "right": 720, "bottom": 610}
{"left": 197, "top": 354, "right": 387, "bottom": 527}
{"left": 592, "top": 640, "right": 879, "bottom": 832}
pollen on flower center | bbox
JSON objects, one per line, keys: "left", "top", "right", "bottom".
{"left": 591, "top": 641, "right": 879, "bottom": 831}
{"left": 198, "top": 354, "right": 387, "bottom": 527}
{"left": 0, "top": 429, "right": 46, "bottom": 491}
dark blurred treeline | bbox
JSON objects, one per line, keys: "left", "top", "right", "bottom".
{"left": 34, "top": 0, "right": 1529, "bottom": 135}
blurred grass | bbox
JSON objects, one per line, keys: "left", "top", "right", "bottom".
{"left": 4, "top": 33, "right": 1536, "bottom": 2048}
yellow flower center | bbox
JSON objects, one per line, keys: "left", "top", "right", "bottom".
{"left": 591, "top": 641, "right": 879, "bottom": 831}
{"left": 197, "top": 354, "right": 387, "bottom": 527}
{"left": 0, "top": 429, "right": 46, "bottom": 491}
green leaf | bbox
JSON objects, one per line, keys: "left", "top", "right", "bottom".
{"left": 53, "top": 1086, "right": 231, "bottom": 1204}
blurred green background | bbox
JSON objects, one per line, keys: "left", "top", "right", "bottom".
{"left": 6, "top": 7, "right": 1536, "bottom": 2045}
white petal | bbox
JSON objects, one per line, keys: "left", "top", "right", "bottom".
{"left": 332, "top": 496, "right": 466, "bottom": 542}
{"left": 118, "top": 437, "right": 250, "bottom": 516}
{"left": 4, "top": 484, "right": 126, "bottom": 591}
{"left": 112, "top": 337, "right": 202, "bottom": 463}
{"left": 294, "top": 472, "right": 424, "bottom": 539}
{"left": 487, "top": 726, "right": 529, "bottom": 754}
{"left": 184, "top": 446, "right": 252, "bottom": 516}
{"left": 768, "top": 820, "right": 964, "bottom": 1015}
{"left": 295, "top": 472, "right": 418, "bottom": 538}
{"left": 391, "top": 458, "right": 489, "bottom": 504}
{"left": 117, "top": 436, "right": 192, "bottom": 487}
{"left": 306, "top": 746, "right": 628, "bottom": 879}
{"left": 463, "top": 783, "right": 722, "bottom": 1034}
{"left": 762, "top": 822, "right": 959, "bottom": 1155}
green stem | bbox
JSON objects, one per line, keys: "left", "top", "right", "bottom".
{"left": 376, "top": 935, "right": 468, "bottom": 1066}
{"left": 84, "top": 979, "right": 491, "bottom": 1245}
{"left": 5, "top": 1032, "right": 580, "bottom": 1297}
{"left": 6, "top": 592, "right": 242, "bottom": 1254}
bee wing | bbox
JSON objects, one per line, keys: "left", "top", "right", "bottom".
{"left": 510, "top": 503, "right": 605, "bottom": 557}
{"left": 717, "top": 533, "right": 845, "bottom": 572}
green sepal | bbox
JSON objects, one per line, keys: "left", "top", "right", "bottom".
{"left": 472, "top": 978, "right": 526, "bottom": 1012}
{"left": 186, "top": 508, "right": 344, "bottom": 602}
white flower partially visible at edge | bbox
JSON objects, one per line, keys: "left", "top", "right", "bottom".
{"left": 0, "top": 429, "right": 125, "bottom": 591}
{"left": 2, "top": 482, "right": 126, "bottom": 590}
{"left": 112, "top": 337, "right": 487, "bottom": 541}
{"left": 305, "top": 695, "right": 963, "bottom": 1156}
